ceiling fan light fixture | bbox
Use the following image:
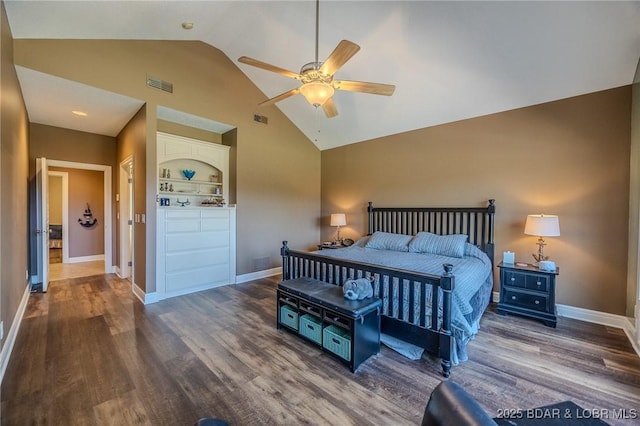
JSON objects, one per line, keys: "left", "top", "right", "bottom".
{"left": 299, "top": 81, "right": 334, "bottom": 107}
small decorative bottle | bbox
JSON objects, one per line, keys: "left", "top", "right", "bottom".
{"left": 166, "top": 169, "right": 171, "bottom": 178}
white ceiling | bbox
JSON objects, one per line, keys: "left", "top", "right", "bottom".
{"left": 5, "top": 1, "right": 640, "bottom": 150}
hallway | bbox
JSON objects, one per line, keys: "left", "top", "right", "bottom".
{"left": 48, "top": 260, "right": 105, "bottom": 281}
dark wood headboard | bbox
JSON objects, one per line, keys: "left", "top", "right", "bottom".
{"left": 367, "top": 199, "right": 496, "bottom": 265}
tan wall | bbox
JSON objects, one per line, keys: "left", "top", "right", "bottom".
{"left": 48, "top": 174, "right": 63, "bottom": 225}
{"left": 0, "top": 1, "right": 30, "bottom": 352}
{"left": 157, "top": 119, "right": 222, "bottom": 144}
{"left": 15, "top": 39, "right": 321, "bottom": 283}
{"left": 116, "top": 106, "right": 148, "bottom": 291}
{"left": 49, "top": 167, "right": 104, "bottom": 258}
{"left": 322, "top": 87, "right": 631, "bottom": 316}
{"left": 28, "top": 123, "right": 117, "bottom": 266}
{"left": 629, "top": 62, "right": 640, "bottom": 317}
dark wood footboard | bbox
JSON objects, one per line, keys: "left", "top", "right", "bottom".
{"left": 281, "top": 241, "right": 455, "bottom": 377}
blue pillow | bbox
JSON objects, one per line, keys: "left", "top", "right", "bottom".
{"left": 408, "top": 232, "right": 468, "bottom": 258}
{"left": 365, "top": 231, "right": 412, "bottom": 252}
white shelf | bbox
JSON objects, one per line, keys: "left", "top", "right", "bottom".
{"left": 159, "top": 191, "right": 223, "bottom": 197}
{"left": 159, "top": 177, "right": 221, "bottom": 186}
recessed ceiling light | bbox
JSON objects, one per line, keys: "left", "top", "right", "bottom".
{"left": 72, "top": 110, "right": 88, "bottom": 117}
{"left": 182, "top": 22, "right": 194, "bottom": 30}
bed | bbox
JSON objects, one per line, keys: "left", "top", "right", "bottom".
{"left": 280, "top": 200, "right": 495, "bottom": 377}
{"left": 49, "top": 224, "right": 63, "bottom": 249}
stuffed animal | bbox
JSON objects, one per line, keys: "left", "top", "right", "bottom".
{"left": 342, "top": 277, "right": 374, "bottom": 301}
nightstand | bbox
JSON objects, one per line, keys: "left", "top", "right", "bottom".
{"left": 317, "top": 242, "right": 344, "bottom": 250}
{"left": 496, "top": 261, "right": 559, "bottom": 328}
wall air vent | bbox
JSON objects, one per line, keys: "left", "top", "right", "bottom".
{"left": 253, "top": 114, "right": 268, "bottom": 124}
{"left": 146, "top": 76, "right": 173, "bottom": 93}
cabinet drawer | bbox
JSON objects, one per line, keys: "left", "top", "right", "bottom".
{"left": 503, "top": 271, "right": 525, "bottom": 288}
{"left": 503, "top": 289, "right": 549, "bottom": 312}
{"left": 525, "top": 274, "right": 550, "bottom": 293}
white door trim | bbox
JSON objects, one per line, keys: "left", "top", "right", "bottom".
{"left": 47, "top": 160, "right": 112, "bottom": 274}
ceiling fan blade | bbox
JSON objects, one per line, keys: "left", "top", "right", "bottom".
{"left": 322, "top": 97, "right": 338, "bottom": 118}
{"left": 258, "top": 88, "right": 301, "bottom": 107}
{"left": 238, "top": 56, "right": 301, "bottom": 80}
{"left": 319, "top": 40, "right": 360, "bottom": 76}
{"left": 333, "top": 80, "right": 396, "bottom": 96}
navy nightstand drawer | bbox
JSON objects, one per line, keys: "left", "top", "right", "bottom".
{"left": 525, "top": 274, "right": 550, "bottom": 292}
{"left": 503, "top": 289, "right": 549, "bottom": 312}
{"left": 503, "top": 271, "right": 525, "bottom": 288}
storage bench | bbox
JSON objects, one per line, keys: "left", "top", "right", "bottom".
{"left": 277, "top": 277, "right": 381, "bottom": 372}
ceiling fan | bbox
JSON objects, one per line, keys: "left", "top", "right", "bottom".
{"left": 238, "top": 0, "right": 395, "bottom": 118}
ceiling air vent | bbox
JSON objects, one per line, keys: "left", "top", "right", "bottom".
{"left": 146, "top": 76, "right": 173, "bottom": 93}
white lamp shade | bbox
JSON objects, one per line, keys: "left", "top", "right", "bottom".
{"left": 524, "top": 214, "right": 560, "bottom": 237}
{"left": 330, "top": 213, "right": 346, "bottom": 227}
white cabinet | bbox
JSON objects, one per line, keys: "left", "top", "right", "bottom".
{"left": 156, "top": 132, "right": 236, "bottom": 299}
{"left": 156, "top": 207, "right": 236, "bottom": 298}
{"left": 157, "top": 132, "right": 229, "bottom": 207}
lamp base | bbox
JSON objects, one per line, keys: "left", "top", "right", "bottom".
{"left": 532, "top": 237, "right": 549, "bottom": 264}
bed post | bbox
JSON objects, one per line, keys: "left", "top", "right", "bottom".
{"left": 367, "top": 202, "right": 374, "bottom": 235}
{"left": 487, "top": 199, "right": 496, "bottom": 266}
{"left": 439, "top": 263, "right": 455, "bottom": 377}
{"left": 281, "top": 241, "right": 290, "bottom": 280}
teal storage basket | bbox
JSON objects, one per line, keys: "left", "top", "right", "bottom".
{"left": 323, "top": 325, "right": 351, "bottom": 361}
{"left": 280, "top": 305, "right": 298, "bottom": 330}
{"left": 299, "top": 314, "right": 322, "bottom": 344}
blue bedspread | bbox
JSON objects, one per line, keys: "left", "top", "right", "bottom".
{"left": 312, "top": 238, "right": 493, "bottom": 363}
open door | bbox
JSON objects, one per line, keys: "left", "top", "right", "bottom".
{"left": 119, "top": 157, "right": 134, "bottom": 280}
{"left": 35, "top": 157, "right": 50, "bottom": 291}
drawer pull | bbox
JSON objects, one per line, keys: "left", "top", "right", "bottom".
{"left": 536, "top": 282, "right": 542, "bottom": 286}
{"left": 535, "top": 300, "right": 540, "bottom": 305}
{"left": 510, "top": 277, "right": 515, "bottom": 282}
{"left": 511, "top": 295, "right": 516, "bottom": 300}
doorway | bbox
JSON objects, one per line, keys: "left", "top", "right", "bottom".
{"left": 34, "top": 158, "right": 112, "bottom": 290}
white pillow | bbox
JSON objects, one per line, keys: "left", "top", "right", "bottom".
{"left": 364, "top": 231, "right": 412, "bottom": 252}
{"left": 408, "top": 232, "right": 468, "bottom": 258}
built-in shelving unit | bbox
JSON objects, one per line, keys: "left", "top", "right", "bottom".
{"left": 156, "top": 132, "right": 236, "bottom": 299}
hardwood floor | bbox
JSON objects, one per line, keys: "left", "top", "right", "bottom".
{"left": 2, "top": 274, "right": 639, "bottom": 425}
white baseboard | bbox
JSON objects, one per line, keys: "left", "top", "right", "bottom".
{"left": 132, "top": 283, "right": 159, "bottom": 305}
{"left": 492, "top": 291, "right": 639, "bottom": 357}
{"left": 236, "top": 267, "right": 281, "bottom": 284}
{"left": 66, "top": 254, "right": 105, "bottom": 264}
{"left": 0, "top": 283, "right": 31, "bottom": 384}
{"left": 132, "top": 268, "right": 281, "bottom": 306}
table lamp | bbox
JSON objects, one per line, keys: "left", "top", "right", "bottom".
{"left": 330, "top": 213, "right": 347, "bottom": 243}
{"left": 524, "top": 214, "right": 560, "bottom": 263}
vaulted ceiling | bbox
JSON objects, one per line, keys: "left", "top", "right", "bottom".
{"left": 5, "top": 1, "right": 640, "bottom": 150}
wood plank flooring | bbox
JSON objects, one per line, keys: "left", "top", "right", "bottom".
{"left": 2, "top": 274, "right": 639, "bottom": 425}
